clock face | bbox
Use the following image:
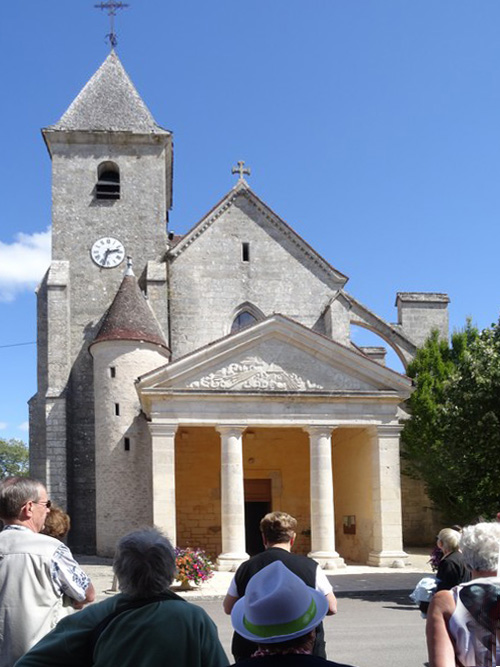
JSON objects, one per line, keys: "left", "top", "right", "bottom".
{"left": 91, "top": 237, "right": 125, "bottom": 268}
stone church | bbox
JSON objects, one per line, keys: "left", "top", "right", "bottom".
{"left": 29, "top": 50, "right": 448, "bottom": 567}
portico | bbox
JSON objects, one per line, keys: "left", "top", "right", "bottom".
{"left": 137, "top": 314, "right": 412, "bottom": 569}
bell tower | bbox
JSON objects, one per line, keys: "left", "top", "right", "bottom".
{"left": 30, "top": 51, "right": 172, "bottom": 551}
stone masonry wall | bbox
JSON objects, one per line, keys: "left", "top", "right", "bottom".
{"left": 401, "top": 473, "right": 440, "bottom": 546}
{"left": 175, "top": 427, "right": 313, "bottom": 557}
{"left": 332, "top": 427, "right": 374, "bottom": 563}
{"left": 92, "top": 341, "right": 169, "bottom": 557}
{"left": 168, "top": 192, "right": 346, "bottom": 359}
{"left": 41, "top": 134, "right": 170, "bottom": 552}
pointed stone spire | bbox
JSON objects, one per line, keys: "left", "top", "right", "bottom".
{"left": 92, "top": 270, "right": 169, "bottom": 350}
{"left": 46, "top": 51, "right": 169, "bottom": 134}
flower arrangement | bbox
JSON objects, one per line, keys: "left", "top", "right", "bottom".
{"left": 175, "top": 547, "right": 214, "bottom": 587}
{"left": 428, "top": 545, "right": 443, "bottom": 571}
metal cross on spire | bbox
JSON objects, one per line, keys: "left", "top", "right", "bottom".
{"left": 231, "top": 160, "right": 251, "bottom": 182}
{"left": 94, "top": 1, "right": 129, "bottom": 49}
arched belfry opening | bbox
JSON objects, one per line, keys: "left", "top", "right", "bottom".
{"left": 96, "top": 161, "right": 120, "bottom": 200}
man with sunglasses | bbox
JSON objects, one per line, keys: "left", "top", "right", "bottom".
{"left": 0, "top": 477, "right": 95, "bottom": 666}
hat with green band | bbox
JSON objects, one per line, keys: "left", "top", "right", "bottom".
{"left": 231, "top": 561, "right": 329, "bottom": 644}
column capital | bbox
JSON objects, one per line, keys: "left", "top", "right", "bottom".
{"left": 148, "top": 423, "right": 178, "bottom": 438}
{"left": 303, "top": 425, "right": 335, "bottom": 438}
{"left": 376, "top": 424, "right": 404, "bottom": 438}
{"left": 215, "top": 425, "right": 246, "bottom": 437}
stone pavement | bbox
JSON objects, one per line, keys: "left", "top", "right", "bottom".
{"left": 76, "top": 548, "right": 433, "bottom": 603}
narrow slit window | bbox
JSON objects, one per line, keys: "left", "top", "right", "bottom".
{"left": 124, "top": 437, "right": 130, "bottom": 451}
{"left": 114, "top": 403, "right": 120, "bottom": 416}
{"left": 242, "top": 242, "right": 250, "bottom": 262}
{"left": 109, "top": 367, "right": 116, "bottom": 378}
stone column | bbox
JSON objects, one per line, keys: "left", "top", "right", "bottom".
{"left": 368, "top": 425, "right": 408, "bottom": 567}
{"left": 149, "top": 423, "right": 178, "bottom": 545}
{"left": 305, "top": 426, "right": 344, "bottom": 569}
{"left": 216, "top": 426, "right": 249, "bottom": 571}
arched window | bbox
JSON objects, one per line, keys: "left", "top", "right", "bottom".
{"left": 96, "top": 162, "right": 120, "bottom": 200}
{"left": 231, "top": 310, "right": 258, "bottom": 333}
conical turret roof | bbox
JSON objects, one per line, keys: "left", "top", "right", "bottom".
{"left": 93, "top": 270, "right": 169, "bottom": 350}
{"left": 46, "top": 51, "right": 169, "bottom": 134}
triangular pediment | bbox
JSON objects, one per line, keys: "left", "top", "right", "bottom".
{"left": 137, "top": 315, "right": 412, "bottom": 397}
{"left": 168, "top": 182, "right": 348, "bottom": 288}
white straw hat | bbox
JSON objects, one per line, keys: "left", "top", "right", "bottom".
{"left": 231, "top": 560, "right": 328, "bottom": 644}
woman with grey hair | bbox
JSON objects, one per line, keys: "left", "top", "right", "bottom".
{"left": 426, "top": 522, "right": 500, "bottom": 667}
{"left": 16, "top": 528, "right": 228, "bottom": 667}
{"left": 434, "top": 528, "right": 470, "bottom": 593}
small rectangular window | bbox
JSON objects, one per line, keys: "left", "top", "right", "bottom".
{"left": 242, "top": 242, "right": 250, "bottom": 262}
{"left": 124, "top": 437, "right": 130, "bottom": 451}
{"left": 110, "top": 367, "right": 116, "bottom": 378}
{"left": 114, "top": 403, "right": 120, "bottom": 416}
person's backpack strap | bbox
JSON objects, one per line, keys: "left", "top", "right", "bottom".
{"left": 89, "top": 589, "right": 185, "bottom": 661}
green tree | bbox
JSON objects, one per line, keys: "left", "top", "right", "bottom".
{"left": 400, "top": 321, "right": 492, "bottom": 524}
{"left": 0, "top": 438, "right": 29, "bottom": 478}
{"left": 436, "top": 323, "right": 500, "bottom": 521}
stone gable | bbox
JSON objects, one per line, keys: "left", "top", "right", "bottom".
{"left": 139, "top": 315, "right": 412, "bottom": 396}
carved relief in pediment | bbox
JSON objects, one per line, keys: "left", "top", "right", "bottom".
{"left": 188, "top": 356, "right": 322, "bottom": 391}
{"left": 185, "top": 354, "right": 370, "bottom": 392}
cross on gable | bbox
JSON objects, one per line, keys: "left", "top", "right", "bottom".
{"left": 94, "top": 1, "right": 130, "bottom": 48}
{"left": 231, "top": 160, "right": 251, "bottom": 182}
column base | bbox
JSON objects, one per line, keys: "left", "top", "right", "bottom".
{"left": 308, "top": 551, "right": 346, "bottom": 570}
{"left": 367, "top": 550, "right": 408, "bottom": 567}
{"left": 216, "top": 552, "right": 249, "bottom": 572}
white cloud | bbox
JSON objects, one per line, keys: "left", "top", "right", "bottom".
{"left": 0, "top": 422, "right": 7, "bottom": 430}
{"left": 19, "top": 422, "right": 29, "bottom": 432}
{"left": 0, "top": 228, "right": 51, "bottom": 301}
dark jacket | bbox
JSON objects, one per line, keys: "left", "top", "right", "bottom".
{"left": 435, "top": 550, "right": 470, "bottom": 592}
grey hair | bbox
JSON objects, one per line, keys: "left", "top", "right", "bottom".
{"left": 0, "top": 477, "right": 43, "bottom": 520}
{"left": 113, "top": 528, "right": 176, "bottom": 597}
{"left": 460, "top": 522, "right": 500, "bottom": 572}
{"left": 437, "top": 528, "right": 461, "bottom": 553}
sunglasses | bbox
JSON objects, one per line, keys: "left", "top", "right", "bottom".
{"left": 32, "top": 500, "right": 52, "bottom": 509}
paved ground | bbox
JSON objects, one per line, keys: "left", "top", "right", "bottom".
{"left": 75, "top": 548, "right": 432, "bottom": 666}
{"left": 76, "top": 547, "right": 433, "bottom": 602}
{"left": 195, "top": 594, "right": 429, "bottom": 667}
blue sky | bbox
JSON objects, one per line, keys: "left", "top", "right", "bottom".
{"left": 1, "top": 1, "right": 500, "bottom": 443}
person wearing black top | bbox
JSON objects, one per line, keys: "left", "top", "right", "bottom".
{"left": 223, "top": 512, "right": 337, "bottom": 662}
{"left": 435, "top": 528, "right": 470, "bottom": 592}
{"left": 229, "top": 561, "right": 353, "bottom": 667}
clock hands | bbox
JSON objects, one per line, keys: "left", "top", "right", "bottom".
{"left": 91, "top": 237, "right": 125, "bottom": 268}
{"left": 103, "top": 247, "right": 121, "bottom": 266}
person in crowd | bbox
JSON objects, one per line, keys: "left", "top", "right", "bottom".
{"left": 426, "top": 522, "right": 500, "bottom": 667}
{"left": 223, "top": 512, "right": 337, "bottom": 661}
{"left": 229, "top": 561, "right": 354, "bottom": 667}
{"left": 434, "top": 528, "right": 470, "bottom": 592}
{"left": 40, "top": 502, "right": 77, "bottom": 615}
{"left": 41, "top": 503, "right": 71, "bottom": 542}
{"left": 15, "top": 527, "right": 229, "bottom": 667}
{"left": 0, "top": 477, "right": 95, "bottom": 667}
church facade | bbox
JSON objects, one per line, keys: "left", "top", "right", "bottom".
{"left": 30, "top": 51, "right": 448, "bottom": 567}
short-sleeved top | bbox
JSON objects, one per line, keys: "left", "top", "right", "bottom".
{"left": 449, "top": 576, "right": 500, "bottom": 667}
{"left": 0, "top": 525, "right": 91, "bottom": 666}
{"left": 227, "top": 548, "right": 332, "bottom": 660}
{"left": 227, "top": 549, "right": 333, "bottom": 598}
